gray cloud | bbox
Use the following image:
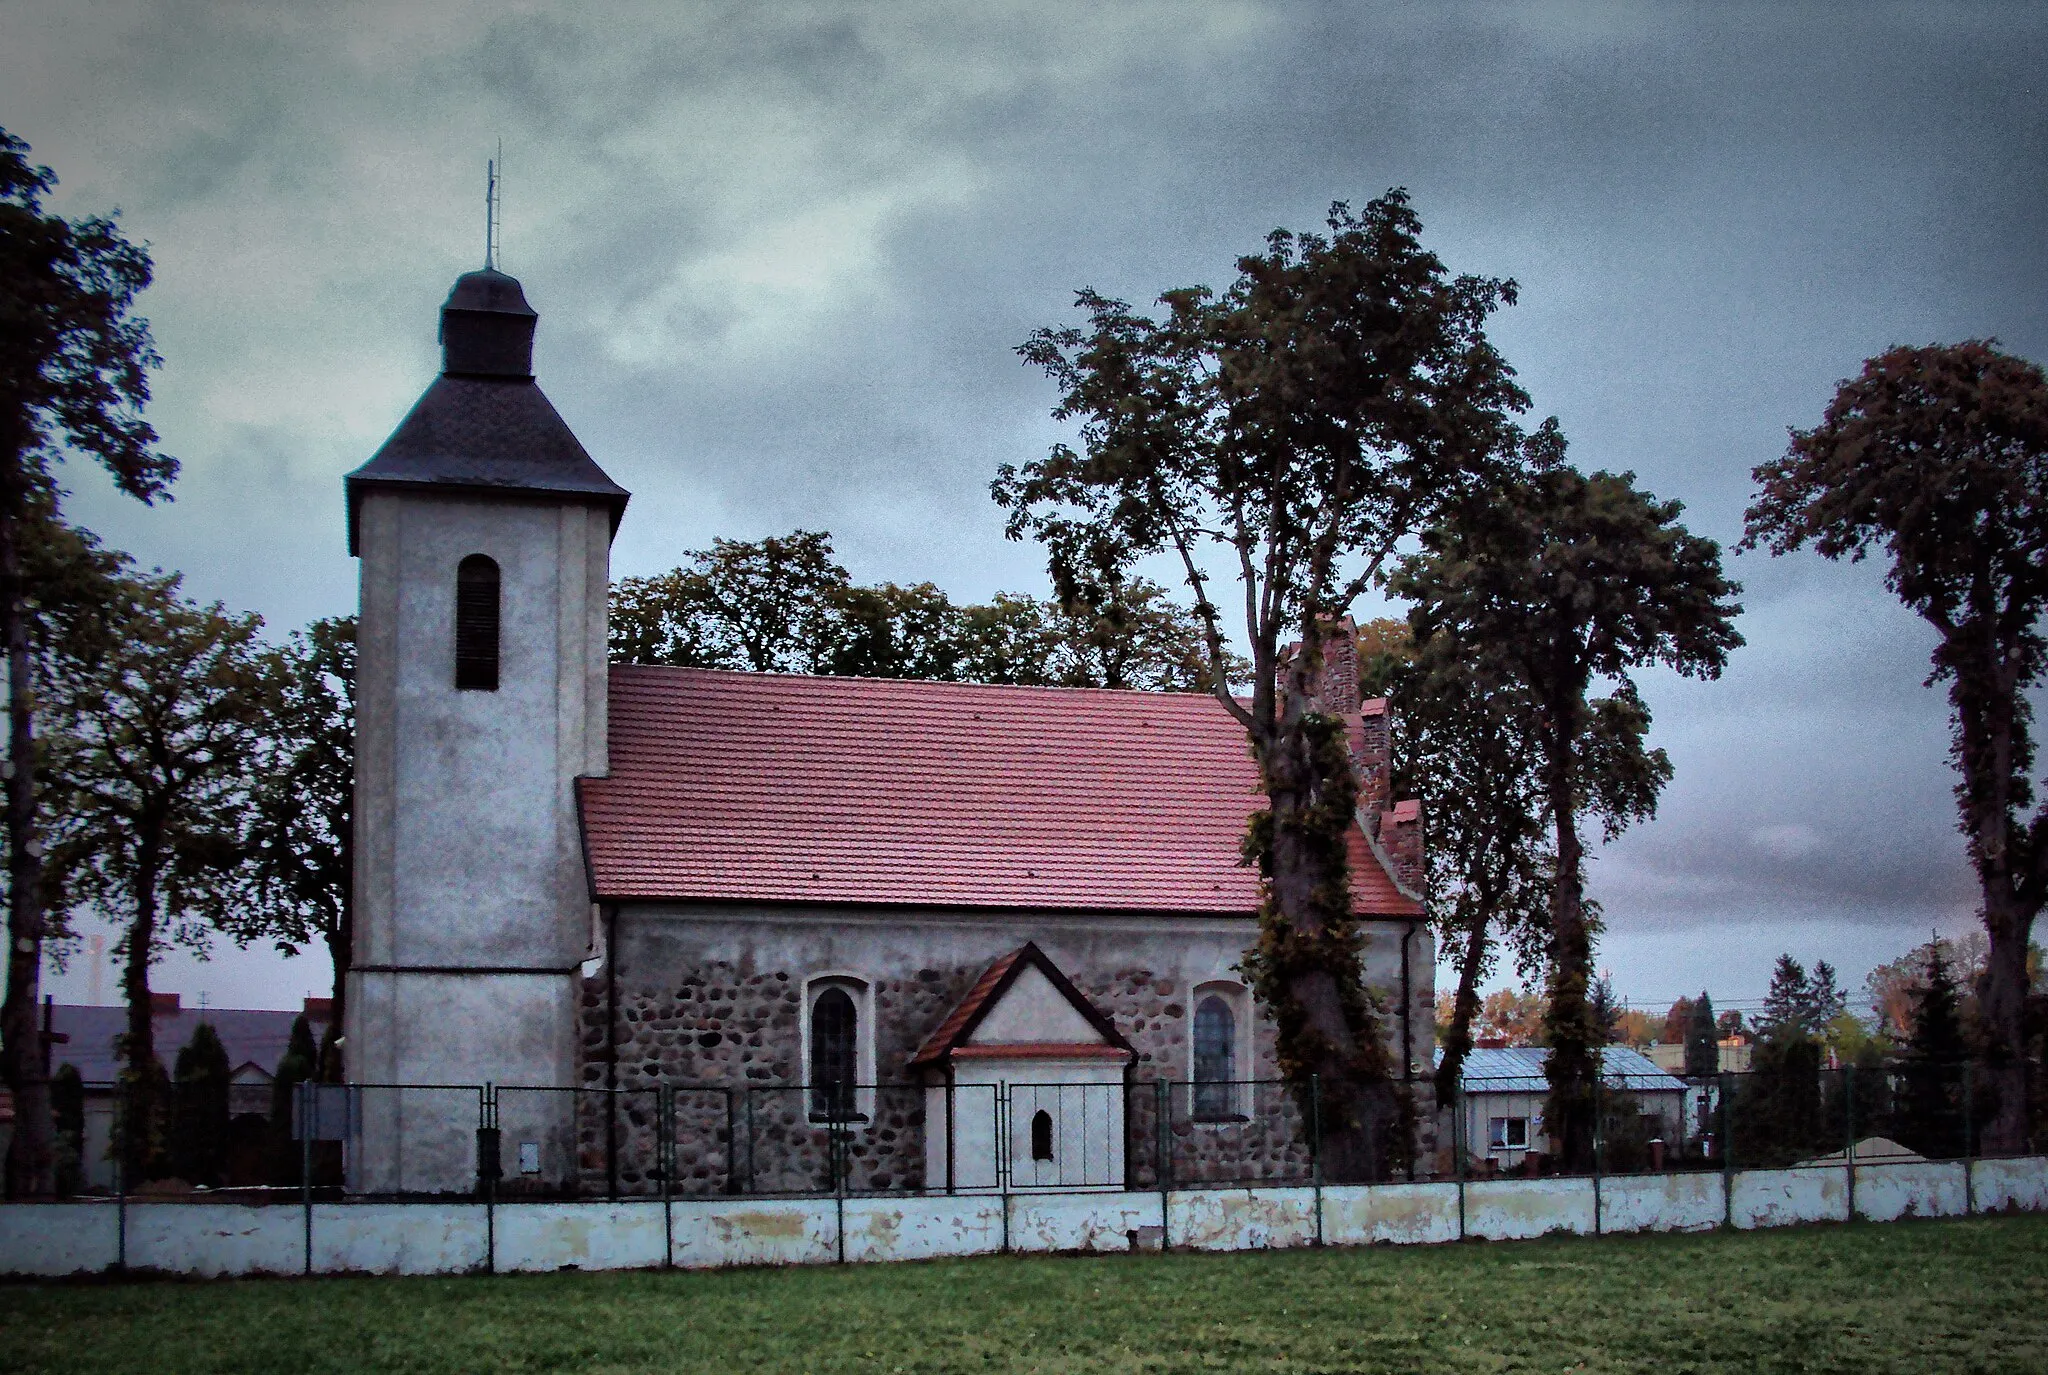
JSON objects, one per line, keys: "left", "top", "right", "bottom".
{"left": 8, "top": 1, "right": 2044, "bottom": 1006}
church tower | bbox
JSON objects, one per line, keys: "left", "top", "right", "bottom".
{"left": 344, "top": 266, "right": 628, "bottom": 1192}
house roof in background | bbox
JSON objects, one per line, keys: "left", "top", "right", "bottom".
{"left": 1447, "top": 1045, "right": 1690, "bottom": 1094}
{"left": 580, "top": 666, "right": 1423, "bottom": 917}
{"left": 48, "top": 1005, "right": 327, "bottom": 1086}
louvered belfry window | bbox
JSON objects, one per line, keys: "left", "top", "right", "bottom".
{"left": 454, "top": 554, "right": 501, "bottom": 691}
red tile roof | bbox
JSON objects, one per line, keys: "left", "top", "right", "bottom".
{"left": 580, "top": 666, "right": 1421, "bottom": 917}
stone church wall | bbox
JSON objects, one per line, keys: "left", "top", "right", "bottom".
{"left": 573, "top": 904, "right": 1432, "bottom": 1196}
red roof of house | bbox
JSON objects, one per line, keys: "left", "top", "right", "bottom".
{"left": 579, "top": 666, "right": 1421, "bottom": 917}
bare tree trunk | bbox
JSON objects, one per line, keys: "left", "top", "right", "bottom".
{"left": 1957, "top": 644, "right": 2035, "bottom": 1154}
{"left": 0, "top": 464, "right": 53, "bottom": 1198}
{"left": 1433, "top": 898, "right": 1492, "bottom": 1102}
{"left": 1543, "top": 704, "right": 1599, "bottom": 1173}
{"left": 1258, "top": 686, "right": 1403, "bottom": 1184}
{"left": 1981, "top": 893, "right": 2034, "bottom": 1154}
{"left": 119, "top": 839, "right": 161, "bottom": 1183}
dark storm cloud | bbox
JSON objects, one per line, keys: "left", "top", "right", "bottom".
{"left": 7, "top": 1, "right": 2045, "bottom": 1004}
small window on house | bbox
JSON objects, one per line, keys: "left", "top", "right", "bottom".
{"left": 810, "top": 985, "right": 858, "bottom": 1120}
{"left": 1192, "top": 994, "right": 1237, "bottom": 1120}
{"left": 454, "top": 554, "right": 500, "bottom": 690}
{"left": 1488, "top": 1116, "right": 1529, "bottom": 1151}
{"left": 1031, "top": 1109, "right": 1054, "bottom": 1161}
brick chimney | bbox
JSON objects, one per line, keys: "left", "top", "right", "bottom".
{"left": 303, "top": 997, "right": 333, "bottom": 1021}
{"left": 149, "top": 991, "right": 181, "bottom": 1015}
{"left": 1379, "top": 797, "right": 1423, "bottom": 894}
{"left": 1304, "top": 614, "right": 1360, "bottom": 716}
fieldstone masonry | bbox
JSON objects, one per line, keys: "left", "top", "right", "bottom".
{"left": 576, "top": 932, "right": 1436, "bottom": 1197}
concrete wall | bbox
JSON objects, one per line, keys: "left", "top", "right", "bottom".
{"left": 11, "top": 1156, "right": 2045, "bottom": 1278}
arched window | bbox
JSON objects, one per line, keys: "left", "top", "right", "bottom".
{"left": 454, "top": 555, "right": 500, "bottom": 691}
{"left": 1030, "top": 1109, "right": 1054, "bottom": 1161}
{"left": 1193, "top": 995, "right": 1237, "bottom": 1120}
{"left": 810, "top": 986, "right": 857, "bottom": 1120}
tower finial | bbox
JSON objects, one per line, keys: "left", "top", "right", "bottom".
{"left": 484, "top": 145, "right": 500, "bottom": 270}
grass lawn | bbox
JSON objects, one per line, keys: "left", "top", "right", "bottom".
{"left": 4, "top": 1214, "right": 2046, "bottom": 1374}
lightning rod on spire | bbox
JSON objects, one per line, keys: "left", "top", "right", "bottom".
{"left": 484, "top": 151, "right": 499, "bottom": 270}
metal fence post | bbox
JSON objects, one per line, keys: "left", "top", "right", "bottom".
{"left": 1719, "top": 1072, "right": 1733, "bottom": 1229}
{"left": 661, "top": 1085, "right": 674, "bottom": 1269}
{"left": 1155, "top": 1079, "right": 1170, "bottom": 1251}
{"left": 1844, "top": 1064, "right": 1857, "bottom": 1223}
{"left": 999, "top": 1082, "right": 1012, "bottom": 1255}
{"left": 1964, "top": 1062, "right": 1976, "bottom": 1216}
{"left": 115, "top": 1097, "right": 128, "bottom": 1273}
{"left": 1310, "top": 1074, "right": 1324, "bottom": 1247}
{"left": 1454, "top": 1081, "right": 1467, "bottom": 1242}
{"left": 300, "top": 1080, "right": 314, "bottom": 1275}
{"left": 1592, "top": 1074, "right": 1604, "bottom": 1237}
{"left": 833, "top": 1108, "right": 847, "bottom": 1266}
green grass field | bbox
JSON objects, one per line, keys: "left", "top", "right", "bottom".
{"left": 5, "top": 1215, "right": 2046, "bottom": 1374}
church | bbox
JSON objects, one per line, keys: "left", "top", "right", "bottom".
{"left": 340, "top": 265, "right": 1435, "bottom": 1198}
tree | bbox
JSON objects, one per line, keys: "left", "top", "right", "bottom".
{"left": 1896, "top": 939, "right": 1969, "bottom": 1156}
{"left": 1744, "top": 340, "right": 2048, "bottom": 1151}
{"left": 1716, "top": 1009, "right": 1747, "bottom": 1041}
{"left": 270, "top": 1012, "right": 317, "bottom": 1185}
{"left": 1685, "top": 992, "right": 1720, "bottom": 1079}
{"left": 1476, "top": 986, "right": 1546, "bottom": 1046}
{"left": 613, "top": 529, "right": 1235, "bottom": 692}
{"left": 1398, "top": 455, "right": 1742, "bottom": 1169}
{"left": 228, "top": 617, "right": 354, "bottom": 1071}
{"left": 169, "top": 1021, "right": 230, "bottom": 1187}
{"left": 1757, "top": 955, "right": 1814, "bottom": 1044}
{"left": 0, "top": 127, "right": 178, "bottom": 1197}
{"left": 1612, "top": 1007, "right": 1658, "bottom": 1049}
{"left": 997, "top": 193, "right": 1530, "bottom": 1181}
{"left": 1661, "top": 995, "right": 1695, "bottom": 1047}
{"left": 1371, "top": 616, "right": 1554, "bottom": 1100}
{"left": 42, "top": 571, "right": 272, "bottom": 1181}
{"left": 610, "top": 530, "right": 848, "bottom": 672}
{"left": 1589, "top": 973, "right": 1624, "bottom": 1046}
{"left": 1759, "top": 955, "right": 1853, "bottom": 1045}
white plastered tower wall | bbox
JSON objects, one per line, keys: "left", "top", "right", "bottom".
{"left": 343, "top": 266, "right": 627, "bottom": 1194}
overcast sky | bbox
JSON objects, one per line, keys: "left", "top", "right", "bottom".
{"left": 9, "top": 1, "right": 2045, "bottom": 1016}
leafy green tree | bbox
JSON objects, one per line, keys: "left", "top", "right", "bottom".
{"left": 227, "top": 617, "right": 354, "bottom": 1073}
{"left": 1661, "top": 995, "right": 1695, "bottom": 1047}
{"left": 997, "top": 193, "right": 1530, "bottom": 1180}
{"left": 169, "top": 1022, "right": 230, "bottom": 1187}
{"left": 1895, "top": 939, "right": 1969, "bottom": 1156}
{"left": 1685, "top": 992, "right": 1720, "bottom": 1079}
{"left": 610, "top": 530, "right": 849, "bottom": 672}
{"left": 0, "top": 127, "right": 178, "bottom": 1197}
{"left": 42, "top": 571, "right": 273, "bottom": 1181}
{"left": 1370, "top": 617, "right": 1553, "bottom": 1099}
{"left": 822, "top": 581, "right": 967, "bottom": 680}
{"left": 269, "top": 1013, "right": 317, "bottom": 1185}
{"left": 1744, "top": 340, "right": 2048, "bottom": 1152}
{"left": 1397, "top": 453, "right": 1742, "bottom": 1169}
{"left": 1731, "top": 1036, "right": 1826, "bottom": 1167}
{"left": 613, "top": 529, "right": 1239, "bottom": 692}
{"left": 1757, "top": 955, "right": 1814, "bottom": 1045}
